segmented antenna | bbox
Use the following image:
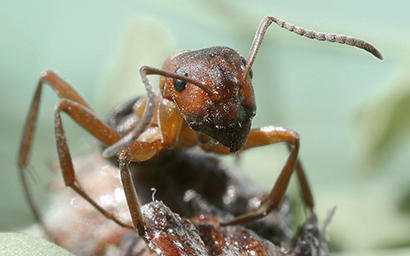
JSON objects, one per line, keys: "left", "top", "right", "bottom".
{"left": 243, "top": 16, "right": 382, "bottom": 82}
{"left": 272, "top": 17, "right": 383, "bottom": 60}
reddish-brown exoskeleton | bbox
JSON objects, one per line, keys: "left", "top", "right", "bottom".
{"left": 18, "top": 16, "right": 382, "bottom": 237}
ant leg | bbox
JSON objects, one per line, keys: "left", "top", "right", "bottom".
{"left": 203, "top": 126, "right": 312, "bottom": 225}
{"left": 18, "top": 71, "right": 93, "bottom": 166}
{"left": 56, "top": 97, "right": 181, "bottom": 230}
{"left": 116, "top": 137, "right": 180, "bottom": 234}
{"left": 54, "top": 99, "right": 132, "bottom": 228}
{"left": 289, "top": 146, "right": 314, "bottom": 210}
{"left": 17, "top": 70, "right": 108, "bottom": 234}
{"left": 118, "top": 151, "right": 145, "bottom": 237}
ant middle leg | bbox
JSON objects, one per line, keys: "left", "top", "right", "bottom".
{"left": 17, "top": 71, "right": 105, "bottom": 235}
{"left": 17, "top": 71, "right": 133, "bottom": 232}
{"left": 54, "top": 98, "right": 133, "bottom": 228}
{"left": 18, "top": 70, "right": 95, "bottom": 167}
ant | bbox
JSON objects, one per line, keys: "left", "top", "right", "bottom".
{"left": 18, "top": 16, "right": 382, "bottom": 238}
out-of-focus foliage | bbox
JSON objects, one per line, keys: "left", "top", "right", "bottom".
{"left": 0, "top": 0, "right": 409, "bottom": 255}
{"left": 0, "top": 232, "right": 74, "bottom": 256}
{"left": 96, "top": 17, "right": 175, "bottom": 114}
{"left": 355, "top": 65, "right": 410, "bottom": 165}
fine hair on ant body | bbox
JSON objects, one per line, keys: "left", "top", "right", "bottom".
{"left": 18, "top": 16, "right": 382, "bottom": 237}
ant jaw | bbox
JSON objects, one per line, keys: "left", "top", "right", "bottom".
{"left": 228, "top": 122, "right": 252, "bottom": 152}
{"left": 217, "top": 120, "right": 252, "bottom": 152}
{"left": 191, "top": 117, "right": 252, "bottom": 152}
{"left": 185, "top": 98, "right": 255, "bottom": 152}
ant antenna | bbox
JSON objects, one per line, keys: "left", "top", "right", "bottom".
{"left": 243, "top": 16, "right": 383, "bottom": 83}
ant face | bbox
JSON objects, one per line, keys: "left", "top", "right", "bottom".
{"left": 161, "top": 47, "right": 256, "bottom": 152}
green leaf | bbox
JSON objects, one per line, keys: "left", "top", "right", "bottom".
{"left": 0, "top": 232, "right": 74, "bottom": 256}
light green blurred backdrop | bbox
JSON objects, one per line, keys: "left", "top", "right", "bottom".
{"left": 1, "top": 0, "right": 409, "bottom": 255}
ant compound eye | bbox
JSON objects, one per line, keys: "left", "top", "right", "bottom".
{"left": 240, "top": 56, "right": 247, "bottom": 67}
{"left": 173, "top": 67, "right": 188, "bottom": 92}
{"left": 240, "top": 56, "right": 253, "bottom": 79}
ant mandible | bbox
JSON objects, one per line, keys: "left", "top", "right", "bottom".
{"left": 18, "top": 16, "right": 382, "bottom": 237}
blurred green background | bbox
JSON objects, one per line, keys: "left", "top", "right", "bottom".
{"left": 1, "top": 0, "right": 409, "bottom": 255}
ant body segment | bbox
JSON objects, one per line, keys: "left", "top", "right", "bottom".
{"left": 18, "top": 16, "right": 382, "bottom": 237}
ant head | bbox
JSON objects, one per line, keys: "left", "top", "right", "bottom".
{"left": 160, "top": 47, "right": 256, "bottom": 152}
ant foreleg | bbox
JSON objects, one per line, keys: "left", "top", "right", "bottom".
{"left": 118, "top": 151, "right": 145, "bottom": 237}
{"left": 203, "top": 126, "right": 312, "bottom": 226}
{"left": 287, "top": 145, "right": 314, "bottom": 210}
{"left": 55, "top": 99, "right": 132, "bottom": 228}
{"left": 241, "top": 127, "right": 313, "bottom": 211}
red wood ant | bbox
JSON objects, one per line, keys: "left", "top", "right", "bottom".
{"left": 18, "top": 16, "right": 382, "bottom": 237}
